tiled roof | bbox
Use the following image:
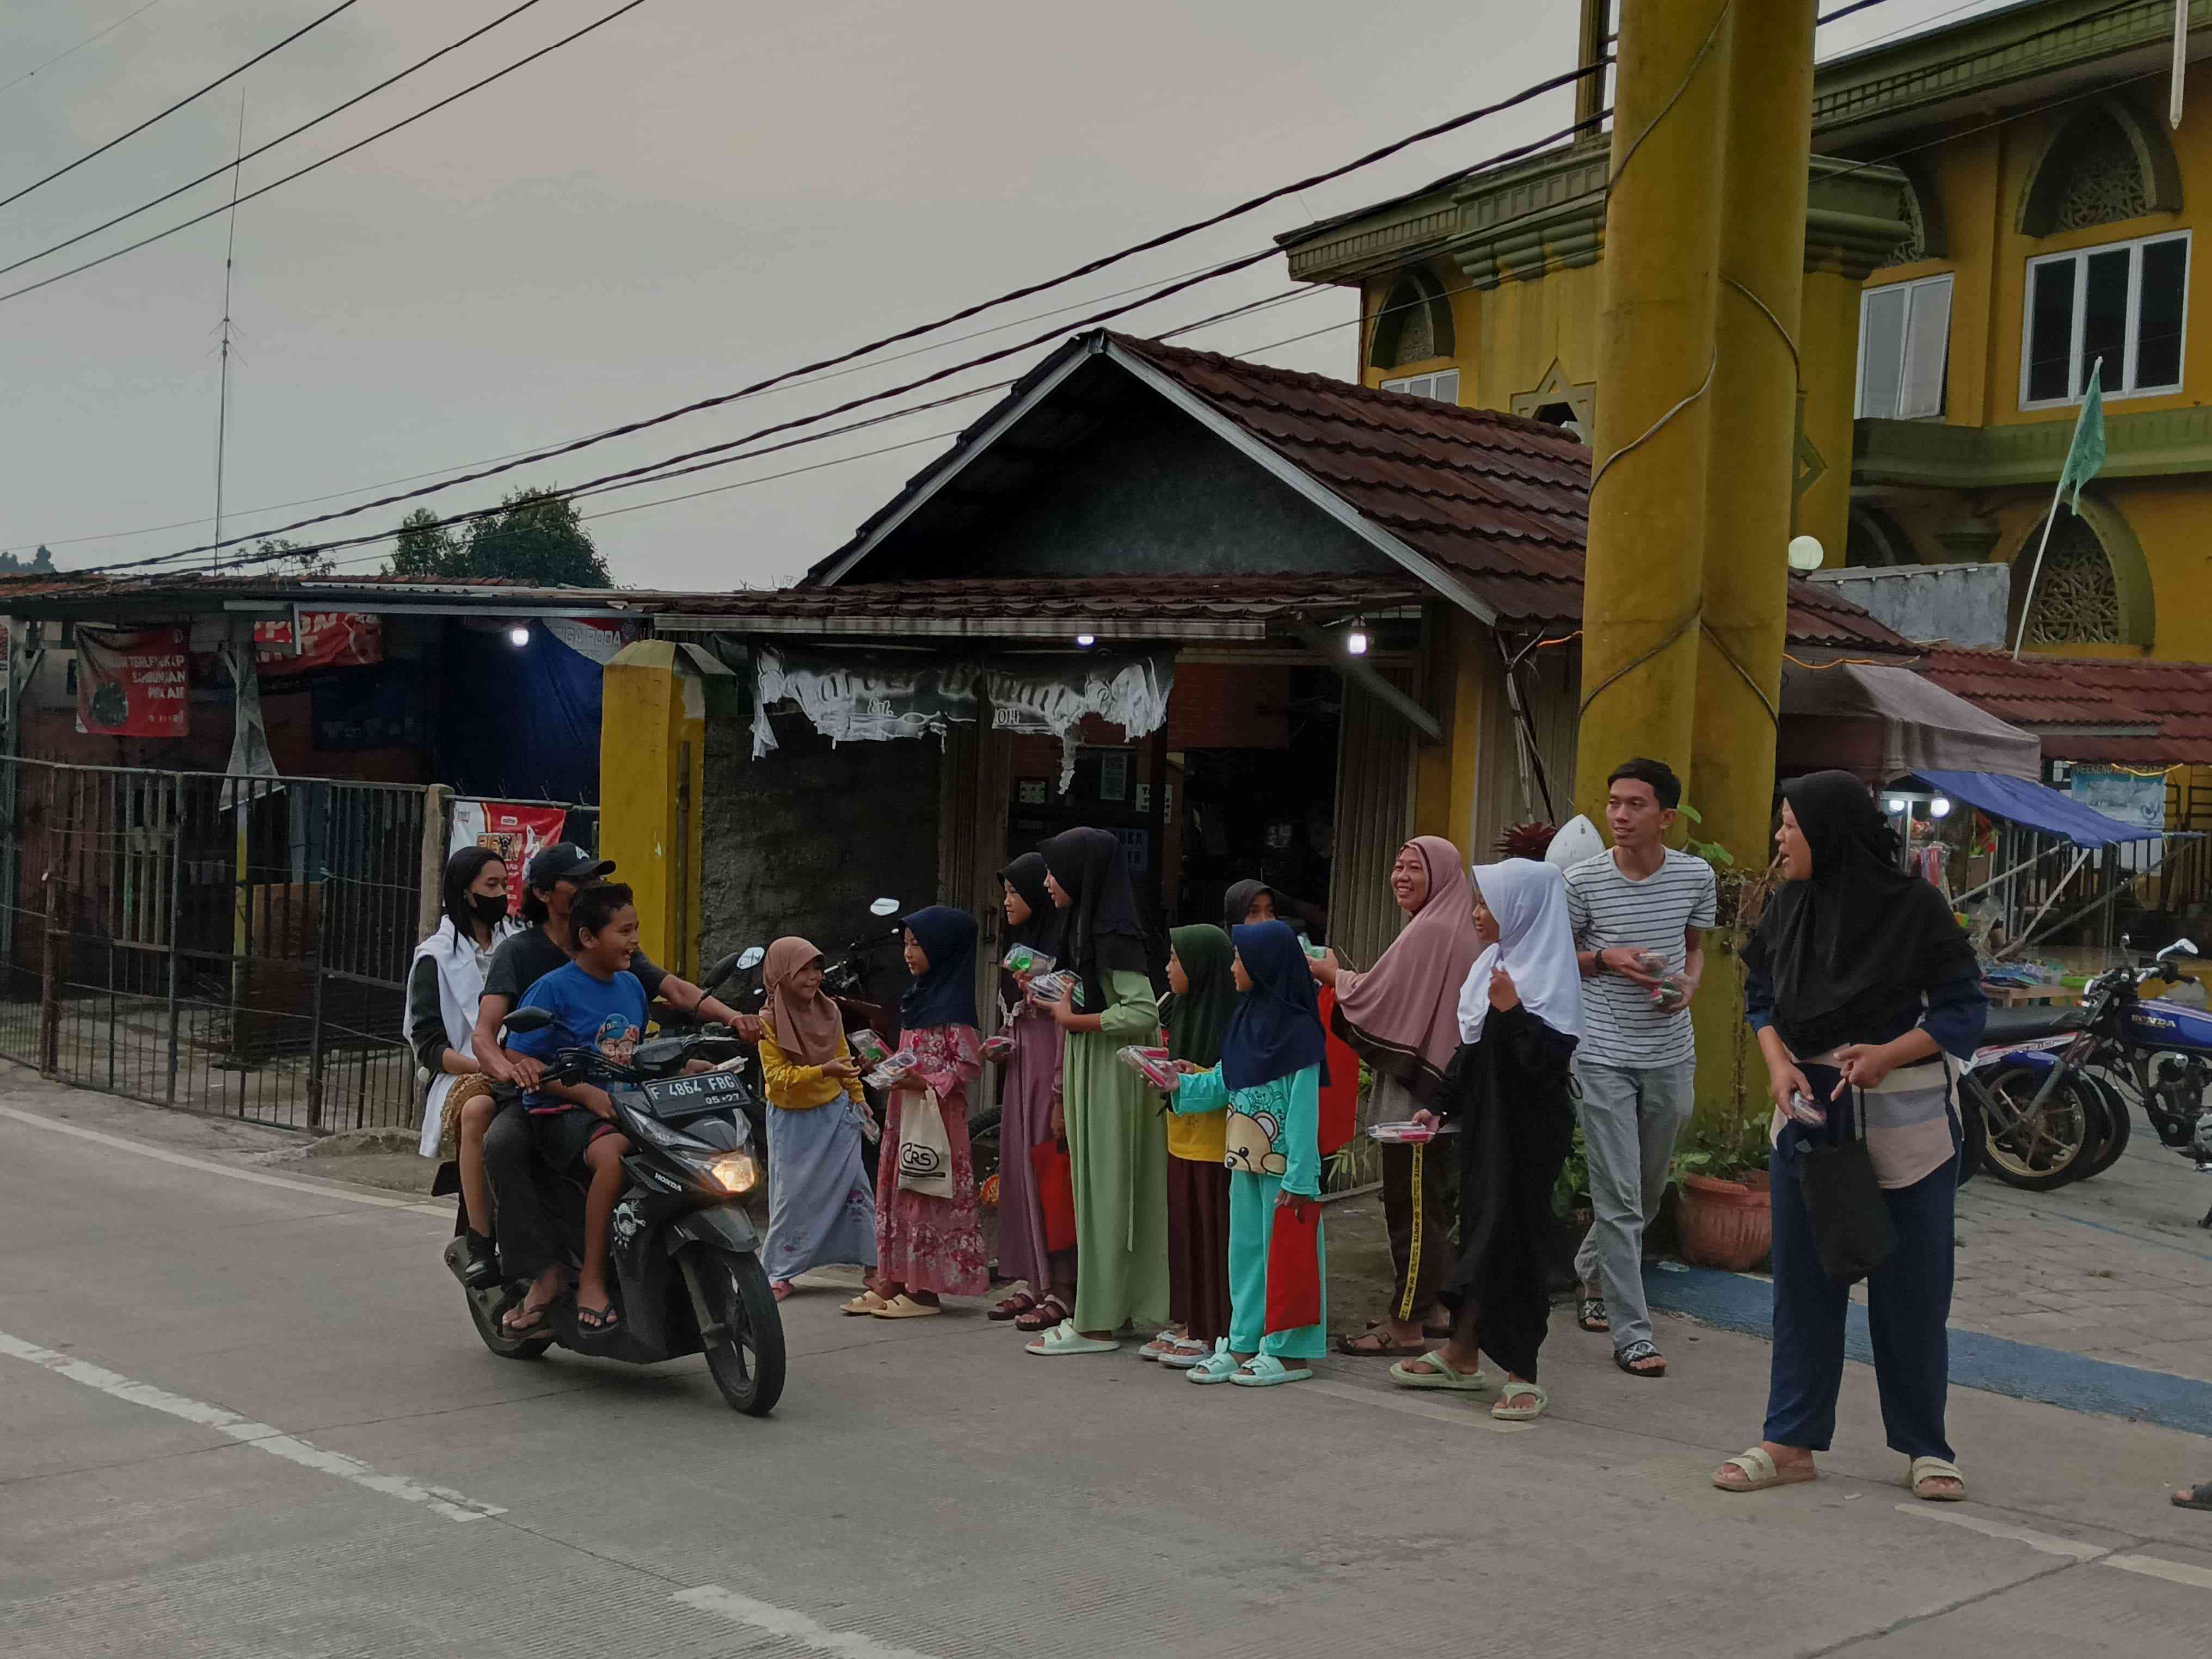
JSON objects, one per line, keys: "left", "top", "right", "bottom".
{"left": 1110, "top": 334, "right": 1587, "bottom": 625}
{"left": 1914, "top": 648, "right": 2212, "bottom": 765}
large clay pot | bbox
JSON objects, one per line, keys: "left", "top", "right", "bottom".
{"left": 1676, "top": 1172, "right": 1771, "bottom": 1272}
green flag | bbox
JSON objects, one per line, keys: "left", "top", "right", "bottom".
{"left": 2061, "top": 358, "right": 2106, "bottom": 513}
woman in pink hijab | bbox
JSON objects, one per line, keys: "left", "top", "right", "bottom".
{"left": 1310, "top": 835, "right": 1479, "bottom": 1356}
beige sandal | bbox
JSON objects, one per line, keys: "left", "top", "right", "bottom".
{"left": 1713, "top": 1447, "right": 1818, "bottom": 1492}
{"left": 839, "top": 1291, "right": 892, "bottom": 1317}
{"left": 1491, "top": 1381, "right": 1549, "bottom": 1421}
{"left": 1909, "top": 1457, "right": 1968, "bottom": 1502}
{"left": 871, "top": 1294, "right": 943, "bottom": 1319}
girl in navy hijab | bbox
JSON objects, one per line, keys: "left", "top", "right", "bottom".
{"left": 848, "top": 905, "right": 987, "bottom": 1319}
{"left": 1160, "top": 920, "right": 1329, "bottom": 1388}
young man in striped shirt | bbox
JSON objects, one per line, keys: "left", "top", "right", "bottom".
{"left": 1564, "top": 758, "right": 1716, "bottom": 1380}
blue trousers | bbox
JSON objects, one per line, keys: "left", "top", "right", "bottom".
{"left": 1764, "top": 1138, "right": 1957, "bottom": 1462}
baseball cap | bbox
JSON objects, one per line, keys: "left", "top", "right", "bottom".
{"left": 525, "top": 842, "right": 615, "bottom": 888}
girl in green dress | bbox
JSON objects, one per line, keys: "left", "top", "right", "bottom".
{"left": 1026, "top": 827, "right": 1169, "bottom": 1355}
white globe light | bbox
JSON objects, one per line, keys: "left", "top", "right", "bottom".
{"left": 1886, "top": 797, "right": 1908, "bottom": 814}
{"left": 1073, "top": 633, "right": 1096, "bottom": 648}
{"left": 1787, "top": 534, "right": 1826, "bottom": 572}
{"left": 1346, "top": 627, "right": 1370, "bottom": 656}
{"left": 507, "top": 625, "right": 530, "bottom": 648}
{"left": 1930, "top": 796, "right": 1953, "bottom": 818}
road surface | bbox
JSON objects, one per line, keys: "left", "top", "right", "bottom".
{"left": 3, "top": 1072, "right": 2209, "bottom": 1657}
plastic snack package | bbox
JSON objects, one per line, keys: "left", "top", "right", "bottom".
{"left": 848, "top": 1028, "right": 893, "bottom": 1067}
{"left": 1115, "top": 1045, "right": 1179, "bottom": 1090}
{"left": 1028, "top": 970, "right": 1086, "bottom": 1009}
{"left": 863, "top": 1049, "right": 921, "bottom": 1091}
{"left": 1000, "top": 944, "right": 1057, "bottom": 976}
{"left": 981, "top": 1032, "right": 1016, "bottom": 1063}
{"left": 1368, "top": 1120, "right": 1461, "bottom": 1144}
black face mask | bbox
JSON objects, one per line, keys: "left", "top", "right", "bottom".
{"left": 470, "top": 893, "right": 509, "bottom": 927}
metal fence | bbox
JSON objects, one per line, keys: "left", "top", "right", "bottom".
{"left": 0, "top": 758, "right": 444, "bottom": 1133}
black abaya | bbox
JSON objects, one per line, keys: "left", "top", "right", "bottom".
{"left": 1434, "top": 1004, "right": 1578, "bottom": 1382}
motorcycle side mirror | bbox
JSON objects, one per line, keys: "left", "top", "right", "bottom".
{"left": 870, "top": 897, "right": 900, "bottom": 917}
{"left": 699, "top": 949, "right": 749, "bottom": 992}
{"left": 502, "top": 1006, "right": 555, "bottom": 1035}
{"left": 738, "top": 945, "right": 766, "bottom": 971}
{"left": 2166, "top": 938, "right": 2201, "bottom": 959}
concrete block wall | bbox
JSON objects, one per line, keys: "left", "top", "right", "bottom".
{"left": 700, "top": 686, "right": 942, "bottom": 979}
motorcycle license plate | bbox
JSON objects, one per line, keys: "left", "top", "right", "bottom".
{"left": 640, "top": 1071, "right": 750, "bottom": 1109}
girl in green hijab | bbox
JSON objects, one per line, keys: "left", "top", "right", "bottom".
{"left": 1146, "top": 924, "right": 1238, "bottom": 1368}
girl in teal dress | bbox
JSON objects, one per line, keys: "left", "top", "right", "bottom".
{"left": 1162, "top": 919, "right": 1329, "bottom": 1387}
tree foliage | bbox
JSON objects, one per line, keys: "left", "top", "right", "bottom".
{"left": 0, "top": 545, "right": 56, "bottom": 574}
{"left": 387, "top": 490, "right": 610, "bottom": 587}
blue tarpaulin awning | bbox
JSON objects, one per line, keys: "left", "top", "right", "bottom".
{"left": 1907, "top": 770, "right": 2161, "bottom": 848}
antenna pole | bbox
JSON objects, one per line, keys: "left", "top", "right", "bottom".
{"left": 211, "top": 97, "right": 245, "bottom": 573}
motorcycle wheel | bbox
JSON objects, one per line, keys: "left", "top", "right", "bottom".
{"left": 1972, "top": 1065, "right": 2096, "bottom": 1190}
{"left": 467, "top": 1289, "right": 554, "bottom": 1362}
{"left": 694, "top": 1248, "right": 786, "bottom": 1416}
{"left": 2079, "top": 1073, "right": 2134, "bottom": 1179}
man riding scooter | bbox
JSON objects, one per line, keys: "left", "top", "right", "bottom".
{"left": 467, "top": 843, "right": 759, "bottom": 1335}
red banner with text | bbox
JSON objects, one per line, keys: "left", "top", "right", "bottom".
{"left": 448, "top": 800, "right": 570, "bottom": 915}
{"left": 75, "top": 626, "right": 189, "bottom": 736}
{"left": 255, "top": 611, "right": 382, "bottom": 671}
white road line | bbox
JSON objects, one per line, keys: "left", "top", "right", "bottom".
{"left": 673, "top": 1585, "right": 943, "bottom": 1658}
{"left": 2102, "top": 1553, "right": 2212, "bottom": 1592}
{"left": 0, "top": 1103, "right": 446, "bottom": 1214}
{"left": 1895, "top": 1503, "right": 2212, "bottom": 1594}
{"left": 1893, "top": 1502, "right": 2111, "bottom": 1559}
{"left": 0, "top": 1330, "right": 502, "bottom": 1522}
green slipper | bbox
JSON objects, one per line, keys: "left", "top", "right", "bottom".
{"left": 1228, "top": 1354, "right": 1313, "bottom": 1387}
{"left": 1388, "top": 1349, "right": 1492, "bottom": 1392}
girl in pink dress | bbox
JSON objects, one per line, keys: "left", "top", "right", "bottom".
{"left": 843, "top": 905, "right": 988, "bottom": 1318}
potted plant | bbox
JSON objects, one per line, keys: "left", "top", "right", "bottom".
{"left": 1670, "top": 1114, "right": 1773, "bottom": 1271}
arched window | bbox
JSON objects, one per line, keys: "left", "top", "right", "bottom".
{"left": 2012, "top": 513, "right": 2121, "bottom": 646}
{"left": 1877, "top": 167, "right": 1946, "bottom": 269}
{"left": 1846, "top": 507, "right": 1909, "bottom": 568}
{"left": 2018, "top": 101, "right": 2180, "bottom": 238}
{"left": 1368, "top": 268, "right": 1455, "bottom": 370}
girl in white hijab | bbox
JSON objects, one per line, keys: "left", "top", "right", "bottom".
{"left": 1392, "top": 859, "right": 1584, "bottom": 1420}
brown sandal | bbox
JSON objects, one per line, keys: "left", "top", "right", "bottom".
{"left": 990, "top": 1289, "right": 1043, "bottom": 1323}
{"left": 1015, "top": 1295, "right": 1070, "bottom": 1333}
{"left": 1335, "top": 1327, "right": 1425, "bottom": 1356}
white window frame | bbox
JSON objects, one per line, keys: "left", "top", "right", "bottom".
{"left": 2019, "top": 229, "right": 2191, "bottom": 409}
{"left": 1380, "top": 369, "right": 1460, "bottom": 403}
{"left": 1856, "top": 273, "right": 1953, "bottom": 420}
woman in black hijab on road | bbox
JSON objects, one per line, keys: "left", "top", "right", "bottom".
{"left": 1026, "top": 828, "right": 1169, "bottom": 1355}
{"left": 1713, "top": 770, "right": 1984, "bottom": 1503}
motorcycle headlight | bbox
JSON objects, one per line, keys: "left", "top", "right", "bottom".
{"left": 702, "top": 1150, "right": 761, "bottom": 1196}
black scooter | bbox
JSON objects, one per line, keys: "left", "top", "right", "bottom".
{"left": 437, "top": 959, "right": 786, "bottom": 1415}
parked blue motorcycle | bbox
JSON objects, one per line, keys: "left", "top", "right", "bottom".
{"left": 1963, "top": 939, "right": 2212, "bottom": 1220}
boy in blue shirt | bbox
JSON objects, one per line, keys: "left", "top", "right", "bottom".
{"left": 505, "top": 882, "right": 645, "bottom": 1337}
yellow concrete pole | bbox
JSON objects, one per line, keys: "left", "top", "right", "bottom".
{"left": 1692, "top": 0, "right": 1815, "bottom": 863}
{"left": 1571, "top": 0, "right": 1730, "bottom": 821}
{"left": 1687, "top": 0, "right": 1820, "bottom": 1125}
{"left": 599, "top": 640, "right": 708, "bottom": 981}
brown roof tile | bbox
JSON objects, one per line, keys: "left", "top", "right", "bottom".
{"left": 1913, "top": 647, "right": 2212, "bottom": 764}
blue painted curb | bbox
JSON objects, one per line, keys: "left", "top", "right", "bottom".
{"left": 1644, "top": 1264, "right": 2212, "bottom": 1439}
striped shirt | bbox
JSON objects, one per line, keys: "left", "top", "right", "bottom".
{"left": 1564, "top": 848, "right": 1717, "bottom": 1068}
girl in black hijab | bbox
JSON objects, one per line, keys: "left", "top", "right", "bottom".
{"left": 1715, "top": 770, "right": 1984, "bottom": 1504}
{"left": 1027, "top": 828, "right": 1168, "bottom": 1354}
{"left": 990, "top": 853, "right": 1076, "bottom": 1329}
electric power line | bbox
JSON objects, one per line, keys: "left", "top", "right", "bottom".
{"left": 0, "top": 0, "right": 172, "bottom": 99}
{"left": 76, "top": 78, "right": 1616, "bottom": 569}
{"left": 0, "top": 0, "right": 361, "bottom": 213}
{"left": 0, "top": 0, "right": 652, "bottom": 308}
{"left": 0, "top": 0, "right": 558, "bottom": 287}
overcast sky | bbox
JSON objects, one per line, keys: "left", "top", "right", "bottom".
{"left": 0, "top": 0, "right": 2010, "bottom": 590}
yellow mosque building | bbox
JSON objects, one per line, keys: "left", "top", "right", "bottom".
{"left": 1283, "top": 0, "right": 2212, "bottom": 662}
